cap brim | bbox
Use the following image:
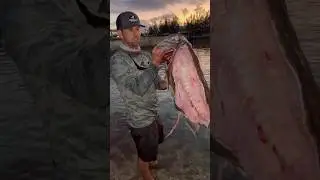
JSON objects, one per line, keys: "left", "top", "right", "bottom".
{"left": 120, "top": 24, "right": 146, "bottom": 30}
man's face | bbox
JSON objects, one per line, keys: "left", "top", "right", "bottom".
{"left": 117, "top": 26, "right": 141, "bottom": 49}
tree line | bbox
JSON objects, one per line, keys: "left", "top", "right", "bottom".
{"left": 147, "top": 10, "right": 210, "bottom": 36}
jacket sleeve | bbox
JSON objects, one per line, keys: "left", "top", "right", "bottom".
{"left": 110, "top": 54, "right": 159, "bottom": 96}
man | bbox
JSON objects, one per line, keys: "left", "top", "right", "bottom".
{"left": 110, "top": 11, "right": 172, "bottom": 180}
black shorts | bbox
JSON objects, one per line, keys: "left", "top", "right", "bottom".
{"left": 129, "top": 118, "right": 164, "bottom": 162}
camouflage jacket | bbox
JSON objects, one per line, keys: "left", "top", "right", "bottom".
{"left": 110, "top": 48, "right": 162, "bottom": 128}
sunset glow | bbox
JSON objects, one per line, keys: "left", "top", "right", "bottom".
{"left": 110, "top": 0, "right": 210, "bottom": 29}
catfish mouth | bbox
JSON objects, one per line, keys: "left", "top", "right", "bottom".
{"left": 162, "top": 48, "right": 176, "bottom": 65}
{"left": 165, "top": 41, "right": 191, "bottom": 65}
{"left": 170, "top": 43, "right": 210, "bottom": 130}
{"left": 165, "top": 44, "right": 185, "bottom": 91}
{"left": 165, "top": 46, "right": 188, "bottom": 118}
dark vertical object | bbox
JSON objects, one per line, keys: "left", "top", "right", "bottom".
{"left": 211, "top": 0, "right": 320, "bottom": 179}
{"left": 98, "top": 0, "right": 108, "bottom": 15}
{"left": 267, "top": 0, "right": 320, "bottom": 164}
{"left": 4, "top": 0, "right": 111, "bottom": 179}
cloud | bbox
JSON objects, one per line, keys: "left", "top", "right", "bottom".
{"left": 110, "top": 0, "right": 209, "bottom": 29}
{"left": 110, "top": 0, "right": 208, "bottom": 14}
{"left": 111, "top": 0, "right": 164, "bottom": 13}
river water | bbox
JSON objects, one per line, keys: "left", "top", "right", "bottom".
{"left": 109, "top": 48, "right": 211, "bottom": 179}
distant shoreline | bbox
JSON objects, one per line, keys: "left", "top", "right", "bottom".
{"left": 110, "top": 34, "right": 210, "bottom": 50}
{"left": 110, "top": 34, "right": 210, "bottom": 41}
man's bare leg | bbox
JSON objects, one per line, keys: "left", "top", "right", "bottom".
{"left": 138, "top": 158, "right": 155, "bottom": 180}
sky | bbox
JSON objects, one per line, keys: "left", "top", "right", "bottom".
{"left": 110, "top": 0, "right": 210, "bottom": 30}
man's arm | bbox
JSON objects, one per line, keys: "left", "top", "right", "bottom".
{"left": 110, "top": 54, "right": 159, "bottom": 96}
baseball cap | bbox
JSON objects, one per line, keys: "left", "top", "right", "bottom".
{"left": 116, "top": 11, "right": 145, "bottom": 30}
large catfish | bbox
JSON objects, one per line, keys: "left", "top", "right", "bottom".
{"left": 155, "top": 34, "right": 211, "bottom": 138}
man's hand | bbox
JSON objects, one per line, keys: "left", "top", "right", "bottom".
{"left": 152, "top": 47, "right": 174, "bottom": 67}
